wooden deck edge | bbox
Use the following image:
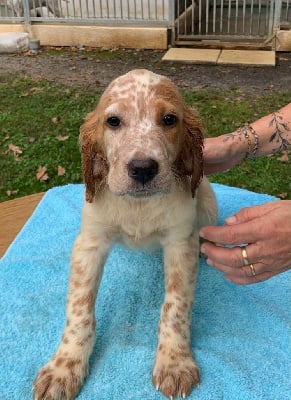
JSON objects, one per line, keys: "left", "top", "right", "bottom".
{"left": 0, "top": 192, "right": 44, "bottom": 258}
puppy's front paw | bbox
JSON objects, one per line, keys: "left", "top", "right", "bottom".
{"left": 33, "top": 357, "right": 88, "bottom": 400}
{"left": 152, "top": 349, "right": 200, "bottom": 399}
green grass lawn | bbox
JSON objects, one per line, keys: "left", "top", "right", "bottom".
{"left": 1, "top": 74, "right": 290, "bottom": 202}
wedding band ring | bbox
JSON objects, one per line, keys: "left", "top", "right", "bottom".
{"left": 249, "top": 264, "right": 256, "bottom": 276}
{"left": 241, "top": 247, "right": 250, "bottom": 266}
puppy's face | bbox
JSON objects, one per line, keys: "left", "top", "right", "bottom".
{"left": 80, "top": 69, "right": 203, "bottom": 202}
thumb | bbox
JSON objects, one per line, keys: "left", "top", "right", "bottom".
{"left": 225, "top": 201, "right": 279, "bottom": 225}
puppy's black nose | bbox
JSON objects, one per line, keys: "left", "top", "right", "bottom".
{"left": 127, "top": 158, "right": 159, "bottom": 185}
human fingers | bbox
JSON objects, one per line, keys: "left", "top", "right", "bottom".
{"left": 200, "top": 241, "right": 249, "bottom": 268}
{"left": 200, "top": 241, "right": 265, "bottom": 271}
{"left": 201, "top": 251, "right": 272, "bottom": 284}
{"left": 225, "top": 201, "right": 280, "bottom": 225}
{"left": 199, "top": 219, "right": 261, "bottom": 247}
{"left": 206, "top": 255, "right": 283, "bottom": 278}
{"left": 225, "top": 263, "right": 290, "bottom": 284}
{"left": 206, "top": 258, "right": 274, "bottom": 283}
{"left": 202, "top": 242, "right": 290, "bottom": 284}
{"left": 225, "top": 270, "right": 278, "bottom": 285}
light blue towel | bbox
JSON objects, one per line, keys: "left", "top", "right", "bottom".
{"left": 1, "top": 184, "right": 290, "bottom": 400}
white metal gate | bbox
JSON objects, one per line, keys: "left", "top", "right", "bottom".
{"left": 0, "top": 0, "right": 289, "bottom": 46}
{"left": 175, "top": 0, "right": 283, "bottom": 45}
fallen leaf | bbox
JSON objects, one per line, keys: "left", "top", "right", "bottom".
{"left": 57, "top": 165, "right": 66, "bottom": 176}
{"left": 277, "top": 151, "right": 289, "bottom": 162}
{"left": 36, "top": 166, "right": 49, "bottom": 181}
{"left": 278, "top": 192, "right": 288, "bottom": 199}
{"left": 56, "top": 135, "right": 69, "bottom": 141}
{"left": 8, "top": 143, "right": 23, "bottom": 159}
{"left": 3, "top": 134, "right": 10, "bottom": 141}
{"left": 6, "top": 189, "right": 19, "bottom": 196}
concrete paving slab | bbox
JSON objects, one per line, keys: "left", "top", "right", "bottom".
{"left": 218, "top": 50, "right": 276, "bottom": 66}
{"left": 162, "top": 48, "right": 221, "bottom": 64}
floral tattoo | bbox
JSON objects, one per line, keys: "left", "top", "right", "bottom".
{"left": 223, "top": 130, "right": 245, "bottom": 142}
{"left": 223, "top": 126, "right": 259, "bottom": 159}
{"left": 269, "top": 112, "right": 290, "bottom": 153}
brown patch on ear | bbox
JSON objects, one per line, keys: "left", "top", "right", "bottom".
{"left": 79, "top": 110, "right": 108, "bottom": 203}
{"left": 175, "top": 107, "right": 204, "bottom": 197}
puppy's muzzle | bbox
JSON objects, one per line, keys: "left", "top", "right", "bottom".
{"left": 127, "top": 158, "right": 159, "bottom": 186}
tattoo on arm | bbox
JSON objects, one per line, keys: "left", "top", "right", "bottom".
{"left": 269, "top": 112, "right": 290, "bottom": 153}
{"left": 223, "top": 131, "right": 244, "bottom": 142}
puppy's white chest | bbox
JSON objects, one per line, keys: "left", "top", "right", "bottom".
{"left": 117, "top": 212, "right": 163, "bottom": 249}
{"left": 85, "top": 189, "right": 197, "bottom": 249}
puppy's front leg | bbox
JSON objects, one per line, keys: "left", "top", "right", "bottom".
{"left": 33, "top": 233, "right": 111, "bottom": 400}
{"left": 153, "top": 233, "right": 200, "bottom": 399}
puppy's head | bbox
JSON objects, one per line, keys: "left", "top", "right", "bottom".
{"left": 79, "top": 69, "right": 203, "bottom": 202}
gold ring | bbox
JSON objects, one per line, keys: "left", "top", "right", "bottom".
{"left": 249, "top": 264, "right": 256, "bottom": 276}
{"left": 241, "top": 247, "right": 249, "bottom": 266}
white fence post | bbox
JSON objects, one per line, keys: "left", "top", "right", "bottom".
{"left": 274, "top": 0, "right": 283, "bottom": 31}
{"left": 22, "top": 0, "right": 31, "bottom": 24}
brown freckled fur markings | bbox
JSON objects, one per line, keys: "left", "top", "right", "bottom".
{"left": 72, "top": 291, "right": 94, "bottom": 313}
{"left": 167, "top": 270, "right": 183, "bottom": 293}
{"left": 55, "top": 358, "right": 65, "bottom": 367}
{"left": 66, "top": 359, "right": 81, "bottom": 369}
{"left": 33, "top": 69, "right": 218, "bottom": 400}
{"left": 62, "top": 336, "right": 69, "bottom": 345}
{"left": 163, "top": 302, "right": 173, "bottom": 314}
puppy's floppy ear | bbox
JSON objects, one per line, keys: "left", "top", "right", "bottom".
{"left": 79, "top": 110, "right": 108, "bottom": 203}
{"left": 175, "top": 107, "right": 204, "bottom": 197}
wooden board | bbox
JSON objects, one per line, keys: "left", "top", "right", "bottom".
{"left": 0, "top": 192, "right": 44, "bottom": 258}
{"left": 276, "top": 30, "right": 291, "bottom": 52}
{"left": 163, "top": 48, "right": 276, "bottom": 66}
{"left": 217, "top": 50, "right": 276, "bottom": 66}
{"left": 162, "top": 48, "right": 221, "bottom": 64}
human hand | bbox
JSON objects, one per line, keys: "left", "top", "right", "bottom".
{"left": 203, "top": 134, "right": 247, "bottom": 175}
{"left": 199, "top": 200, "right": 291, "bottom": 284}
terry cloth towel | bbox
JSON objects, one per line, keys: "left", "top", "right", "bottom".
{"left": 0, "top": 184, "right": 290, "bottom": 400}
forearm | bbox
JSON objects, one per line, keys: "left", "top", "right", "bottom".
{"left": 250, "top": 103, "right": 291, "bottom": 157}
{"left": 203, "top": 103, "right": 291, "bottom": 175}
{"left": 230, "top": 103, "right": 291, "bottom": 159}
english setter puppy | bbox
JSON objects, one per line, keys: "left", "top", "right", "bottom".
{"left": 33, "top": 69, "right": 217, "bottom": 399}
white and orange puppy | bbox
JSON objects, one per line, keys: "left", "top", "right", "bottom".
{"left": 34, "top": 69, "right": 217, "bottom": 400}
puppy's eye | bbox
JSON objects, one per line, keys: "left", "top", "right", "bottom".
{"left": 107, "top": 116, "right": 121, "bottom": 128}
{"left": 163, "top": 114, "right": 177, "bottom": 126}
